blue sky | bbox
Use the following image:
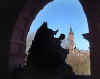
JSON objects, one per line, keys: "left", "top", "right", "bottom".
{"left": 28, "top": 0, "right": 89, "bottom": 50}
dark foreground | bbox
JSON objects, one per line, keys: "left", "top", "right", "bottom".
{"left": 10, "top": 71, "right": 91, "bottom": 79}
{"left": 76, "top": 75, "right": 91, "bottom": 79}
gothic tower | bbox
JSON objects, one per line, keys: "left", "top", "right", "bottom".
{"left": 67, "top": 25, "right": 74, "bottom": 54}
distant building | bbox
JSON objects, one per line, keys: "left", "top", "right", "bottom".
{"left": 66, "top": 26, "right": 90, "bottom": 56}
{"left": 65, "top": 26, "right": 90, "bottom": 75}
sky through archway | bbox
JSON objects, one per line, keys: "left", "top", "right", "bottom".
{"left": 28, "top": 0, "right": 89, "bottom": 50}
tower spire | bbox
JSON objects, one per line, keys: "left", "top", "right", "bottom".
{"left": 67, "top": 25, "right": 74, "bottom": 53}
{"left": 70, "top": 24, "right": 72, "bottom": 32}
{"left": 69, "top": 24, "right": 73, "bottom": 35}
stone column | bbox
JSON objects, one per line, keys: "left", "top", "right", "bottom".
{"left": 80, "top": 0, "right": 100, "bottom": 79}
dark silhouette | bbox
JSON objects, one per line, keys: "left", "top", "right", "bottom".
{"left": 26, "top": 22, "right": 76, "bottom": 79}
{"left": 27, "top": 22, "right": 66, "bottom": 67}
{"left": 12, "top": 22, "right": 78, "bottom": 79}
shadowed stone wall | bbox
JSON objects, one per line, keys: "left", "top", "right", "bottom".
{"left": 8, "top": 0, "right": 53, "bottom": 71}
{"left": 80, "top": 0, "right": 100, "bottom": 79}
{"left": 0, "top": 0, "right": 52, "bottom": 73}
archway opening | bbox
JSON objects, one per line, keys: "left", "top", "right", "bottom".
{"left": 26, "top": 0, "right": 91, "bottom": 77}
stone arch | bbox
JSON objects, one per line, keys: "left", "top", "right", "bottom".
{"left": 4, "top": 0, "right": 100, "bottom": 79}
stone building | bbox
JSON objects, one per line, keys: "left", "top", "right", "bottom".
{"left": 65, "top": 26, "right": 90, "bottom": 75}
{"left": 66, "top": 26, "right": 90, "bottom": 56}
